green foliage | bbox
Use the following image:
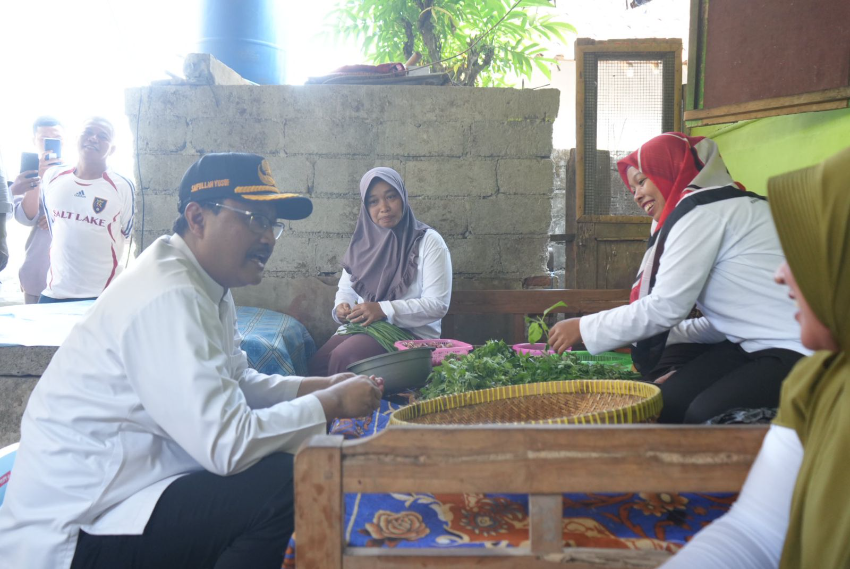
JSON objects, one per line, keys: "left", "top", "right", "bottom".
{"left": 419, "top": 340, "right": 640, "bottom": 400}
{"left": 524, "top": 300, "right": 566, "bottom": 345}
{"left": 327, "top": 0, "right": 576, "bottom": 87}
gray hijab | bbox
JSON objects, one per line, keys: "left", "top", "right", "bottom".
{"left": 342, "top": 167, "right": 431, "bottom": 302}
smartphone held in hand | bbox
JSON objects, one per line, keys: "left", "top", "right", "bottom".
{"left": 44, "top": 138, "right": 62, "bottom": 160}
{"left": 20, "top": 153, "right": 40, "bottom": 177}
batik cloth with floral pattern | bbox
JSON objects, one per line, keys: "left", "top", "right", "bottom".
{"left": 282, "top": 400, "right": 734, "bottom": 567}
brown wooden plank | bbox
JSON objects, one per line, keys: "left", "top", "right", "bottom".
{"left": 342, "top": 425, "right": 766, "bottom": 494}
{"left": 575, "top": 38, "right": 684, "bottom": 52}
{"left": 564, "top": 149, "right": 578, "bottom": 289}
{"left": 701, "top": 0, "right": 850, "bottom": 109}
{"left": 295, "top": 435, "right": 344, "bottom": 569}
{"left": 674, "top": 43, "right": 683, "bottom": 132}
{"left": 596, "top": 240, "right": 648, "bottom": 290}
{"left": 529, "top": 494, "right": 563, "bottom": 555}
{"left": 344, "top": 547, "right": 671, "bottom": 568}
{"left": 685, "top": 99, "right": 848, "bottom": 127}
{"left": 575, "top": 223, "right": 598, "bottom": 289}
{"left": 685, "top": 0, "right": 702, "bottom": 110}
{"left": 684, "top": 86, "right": 850, "bottom": 120}
{"left": 445, "top": 289, "right": 630, "bottom": 316}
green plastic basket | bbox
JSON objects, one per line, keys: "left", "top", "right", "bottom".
{"left": 571, "top": 350, "right": 633, "bottom": 368}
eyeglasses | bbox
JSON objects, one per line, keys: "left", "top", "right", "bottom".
{"left": 212, "top": 202, "right": 286, "bottom": 239}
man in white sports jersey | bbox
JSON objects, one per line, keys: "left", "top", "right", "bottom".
{"left": 23, "top": 117, "right": 135, "bottom": 302}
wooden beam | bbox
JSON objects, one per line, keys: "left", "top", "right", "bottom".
{"left": 684, "top": 86, "right": 850, "bottom": 124}
{"left": 574, "top": 38, "right": 684, "bottom": 52}
{"left": 575, "top": 41, "right": 586, "bottom": 221}
{"left": 686, "top": 100, "right": 848, "bottom": 127}
{"left": 295, "top": 435, "right": 344, "bottom": 569}
{"left": 343, "top": 546, "right": 672, "bottom": 568}
{"left": 529, "top": 494, "right": 564, "bottom": 555}
{"left": 445, "top": 289, "right": 630, "bottom": 316}
{"left": 341, "top": 425, "right": 766, "bottom": 495}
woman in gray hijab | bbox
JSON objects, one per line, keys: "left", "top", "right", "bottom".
{"left": 308, "top": 167, "right": 453, "bottom": 376}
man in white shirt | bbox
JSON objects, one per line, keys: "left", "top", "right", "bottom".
{"left": 0, "top": 153, "right": 384, "bottom": 569}
{"left": 20, "top": 117, "right": 135, "bottom": 302}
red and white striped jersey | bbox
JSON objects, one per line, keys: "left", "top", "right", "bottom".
{"left": 41, "top": 165, "right": 135, "bottom": 299}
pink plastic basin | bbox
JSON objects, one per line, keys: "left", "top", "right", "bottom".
{"left": 394, "top": 339, "right": 474, "bottom": 365}
{"left": 511, "top": 343, "right": 571, "bottom": 356}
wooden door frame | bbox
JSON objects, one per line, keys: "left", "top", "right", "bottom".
{"left": 574, "top": 38, "right": 683, "bottom": 224}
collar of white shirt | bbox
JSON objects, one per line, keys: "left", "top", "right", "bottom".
{"left": 167, "top": 233, "right": 228, "bottom": 304}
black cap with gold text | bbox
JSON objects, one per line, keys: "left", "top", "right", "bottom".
{"left": 177, "top": 153, "right": 312, "bottom": 220}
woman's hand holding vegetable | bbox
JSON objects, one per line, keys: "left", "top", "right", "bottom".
{"left": 347, "top": 302, "right": 386, "bottom": 326}
{"left": 335, "top": 303, "right": 353, "bottom": 321}
{"left": 548, "top": 317, "right": 583, "bottom": 354}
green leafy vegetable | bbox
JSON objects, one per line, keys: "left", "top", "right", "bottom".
{"left": 525, "top": 301, "right": 567, "bottom": 345}
{"left": 340, "top": 321, "right": 416, "bottom": 352}
{"left": 419, "top": 340, "right": 639, "bottom": 400}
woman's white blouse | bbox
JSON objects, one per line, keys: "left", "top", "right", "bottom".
{"left": 333, "top": 229, "right": 452, "bottom": 339}
{"left": 580, "top": 195, "right": 808, "bottom": 356}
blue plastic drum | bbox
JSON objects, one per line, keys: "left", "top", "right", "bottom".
{"left": 197, "top": 0, "right": 285, "bottom": 84}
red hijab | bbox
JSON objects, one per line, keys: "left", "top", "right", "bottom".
{"left": 617, "top": 132, "right": 744, "bottom": 233}
{"left": 617, "top": 133, "right": 744, "bottom": 302}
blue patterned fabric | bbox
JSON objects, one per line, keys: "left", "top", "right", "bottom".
{"left": 235, "top": 307, "right": 316, "bottom": 377}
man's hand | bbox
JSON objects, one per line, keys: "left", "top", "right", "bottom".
{"left": 347, "top": 302, "right": 386, "bottom": 326}
{"left": 314, "top": 374, "right": 384, "bottom": 419}
{"left": 39, "top": 153, "right": 61, "bottom": 177}
{"left": 335, "top": 303, "right": 352, "bottom": 321}
{"left": 548, "top": 317, "right": 583, "bottom": 354}
{"left": 10, "top": 171, "right": 39, "bottom": 196}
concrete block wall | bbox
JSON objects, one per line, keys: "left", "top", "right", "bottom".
{"left": 126, "top": 85, "right": 559, "bottom": 344}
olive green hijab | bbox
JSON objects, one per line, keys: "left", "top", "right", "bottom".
{"left": 769, "top": 146, "right": 850, "bottom": 569}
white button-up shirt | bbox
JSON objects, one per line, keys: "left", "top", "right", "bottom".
{"left": 0, "top": 234, "right": 327, "bottom": 569}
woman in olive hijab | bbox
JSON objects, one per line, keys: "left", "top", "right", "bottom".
{"left": 661, "top": 146, "right": 850, "bottom": 568}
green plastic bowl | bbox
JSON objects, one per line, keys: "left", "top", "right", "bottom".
{"left": 347, "top": 347, "right": 433, "bottom": 395}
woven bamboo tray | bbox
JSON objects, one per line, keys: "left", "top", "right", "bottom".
{"left": 390, "top": 380, "right": 662, "bottom": 426}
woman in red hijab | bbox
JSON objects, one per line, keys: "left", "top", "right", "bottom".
{"left": 549, "top": 133, "right": 808, "bottom": 423}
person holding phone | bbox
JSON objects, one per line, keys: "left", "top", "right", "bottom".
{"left": 10, "top": 116, "right": 64, "bottom": 303}
{"left": 22, "top": 116, "right": 135, "bottom": 303}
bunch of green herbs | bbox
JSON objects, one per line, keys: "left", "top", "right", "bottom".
{"left": 419, "top": 340, "right": 640, "bottom": 400}
{"left": 340, "top": 321, "right": 415, "bottom": 352}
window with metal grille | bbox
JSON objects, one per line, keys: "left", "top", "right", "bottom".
{"left": 576, "top": 40, "right": 682, "bottom": 219}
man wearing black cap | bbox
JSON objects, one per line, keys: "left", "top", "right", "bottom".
{"left": 0, "top": 153, "right": 384, "bottom": 569}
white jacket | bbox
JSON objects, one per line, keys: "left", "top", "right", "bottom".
{"left": 0, "top": 234, "right": 326, "bottom": 569}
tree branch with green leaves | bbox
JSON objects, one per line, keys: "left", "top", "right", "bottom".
{"left": 327, "top": 0, "right": 575, "bottom": 87}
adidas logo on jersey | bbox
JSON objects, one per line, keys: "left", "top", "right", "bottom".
{"left": 74, "top": 189, "right": 86, "bottom": 198}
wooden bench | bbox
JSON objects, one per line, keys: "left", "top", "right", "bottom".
{"left": 295, "top": 424, "right": 767, "bottom": 568}
{"left": 441, "top": 289, "right": 631, "bottom": 345}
